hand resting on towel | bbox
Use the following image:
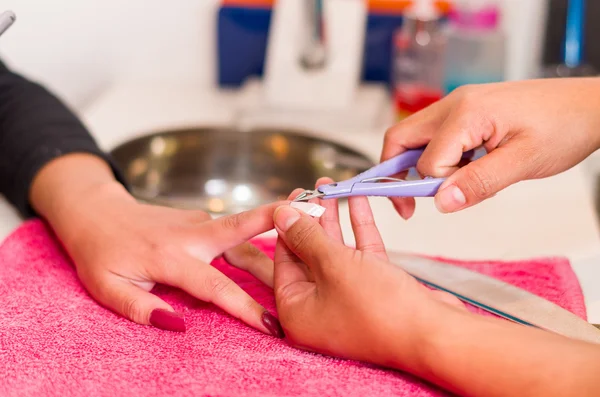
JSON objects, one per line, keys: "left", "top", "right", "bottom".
{"left": 273, "top": 178, "right": 600, "bottom": 397}
{"left": 29, "top": 153, "right": 285, "bottom": 337}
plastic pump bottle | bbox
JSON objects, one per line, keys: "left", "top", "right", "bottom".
{"left": 443, "top": 0, "right": 506, "bottom": 93}
{"left": 392, "top": 0, "right": 446, "bottom": 119}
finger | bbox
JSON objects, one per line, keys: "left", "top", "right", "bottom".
{"left": 273, "top": 205, "right": 344, "bottom": 277}
{"left": 288, "top": 188, "right": 305, "bottom": 201}
{"left": 380, "top": 97, "right": 453, "bottom": 162}
{"left": 381, "top": 122, "right": 433, "bottom": 163}
{"left": 380, "top": 108, "right": 448, "bottom": 218}
{"left": 416, "top": 106, "right": 496, "bottom": 179}
{"left": 90, "top": 276, "right": 186, "bottom": 332}
{"left": 389, "top": 197, "right": 416, "bottom": 220}
{"left": 434, "top": 144, "right": 528, "bottom": 213}
{"left": 224, "top": 242, "right": 274, "bottom": 287}
{"left": 384, "top": 169, "right": 415, "bottom": 220}
{"left": 348, "top": 197, "right": 388, "bottom": 261}
{"left": 199, "top": 200, "right": 289, "bottom": 261}
{"left": 315, "top": 177, "right": 343, "bottom": 242}
{"left": 164, "top": 258, "right": 284, "bottom": 338}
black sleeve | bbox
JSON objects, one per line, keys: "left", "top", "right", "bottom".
{"left": 0, "top": 59, "right": 127, "bottom": 218}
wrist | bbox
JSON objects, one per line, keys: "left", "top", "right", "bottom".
{"left": 30, "top": 153, "right": 133, "bottom": 238}
{"left": 377, "top": 297, "right": 468, "bottom": 376}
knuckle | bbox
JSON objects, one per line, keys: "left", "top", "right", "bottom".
{"left": 287, "top": 222, "right": 319, "bottom": 252}
{"left": 221, "top": 213, "right": 242, "bottom": 230}
{"left": 204, "top": 275, "right": 235, "bottom": 299}
{"left": 384, "top": 124, "right": 400, "bottom": 139}
{"left": 239, "top": 298, "right": 258, "bottom": 317}
{"left": 273, "top": 247, "right": 301, "bottom": 269}
{"left": 122, "top": 298, "right": 145, "bottom": 323}
{"left": 359, "top": 242, "right": 385, "bottom": 253}
{"left": 352, "top": 216, "right": 376, "bottom": 229}
{"left": 462, "top": 165, "right": 496, "bottom": 200}
{"left": 383, "top": 124, "right": 406, "bottom": 147}
{"left": 453, "top": 88, "right": 482, "bottom": 115}
{"left": 228, "top": 244, "right": 265, "bottom": 270}
{"left": 243, "top": 243, "right": 264, "bottom": 259}
{"left": 222, "top": 209, "right": 255, "bottom": 231}
{"left": 416, "top": 158, "right": 434, "bottom": 176}
{"left": 453, "top": 84, "right": 476, "bottom": 100}
{"left": 141, "top": 235, "right": 170, "bottom": 257}
{"left": 144, "top": 245, "right": 179, "bottom": 281}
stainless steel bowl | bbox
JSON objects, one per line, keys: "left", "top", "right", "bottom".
{"left": 109, "top": 127, "right": 374, "bottom": 214}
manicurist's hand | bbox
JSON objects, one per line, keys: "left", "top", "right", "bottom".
{"left": 273, "top": 179, "right": 600, "bottom": 397}
{"left": 30, "top": 153, "right": 285, "bottom": 337}
{"left": 381, "top": 78, "right": 600, "bottom": 218}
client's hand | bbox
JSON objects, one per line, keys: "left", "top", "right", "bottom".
{"left": 30, "top": 154, "right": 284, "bottom": 336}
{"left": 273, "top": 179, "right": 462, "bottom": 366}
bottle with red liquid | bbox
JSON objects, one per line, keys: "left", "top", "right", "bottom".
{"left": 392, "top": 0, "right": 446, "bottom": 119}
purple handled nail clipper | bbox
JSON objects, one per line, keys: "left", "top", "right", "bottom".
{"left": 293, "top": 148, "right": 474, "bottom": 202}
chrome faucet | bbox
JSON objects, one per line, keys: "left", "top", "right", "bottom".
{"left": 300, "top": 0, "right": 327, "bottom": 70}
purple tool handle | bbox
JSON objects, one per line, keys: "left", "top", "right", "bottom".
{"left": 339, "top": 178, "right": 446, "bottom": 198}
{"left": 318, "top": 148, "right": 473, "bottom": 199}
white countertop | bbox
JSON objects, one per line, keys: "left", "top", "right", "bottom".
{"left": 3, "top": 81, "right": 600, "bottom": 321}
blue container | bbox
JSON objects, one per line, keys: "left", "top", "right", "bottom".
{"left": 217, "top": 6, "right": 405, "bottom": 89}
{"left": 217, "top": 7, "right": 273, "bottom": 87}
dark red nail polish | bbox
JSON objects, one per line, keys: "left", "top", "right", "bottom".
{"left": 150, "top": 309, "right": 186, "bottom": 332}
{"left": 261, "top": 311, "right": 285, "bottom": 338}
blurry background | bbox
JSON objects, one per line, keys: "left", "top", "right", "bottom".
{"left": 0, "top": 0, "right": 220, "bottom": 109}
{"left": 543, "top": 0, "right": 600, "bottom": 69}
{"left": 0, "top": 0, "right": 554, "bottom": 111}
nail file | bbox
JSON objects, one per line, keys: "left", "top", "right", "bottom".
{"left": 387, "top": 252, "right": 600, "bottom": 344}
{"left": 290, "top": 202, "right": 326, "bottom": 218}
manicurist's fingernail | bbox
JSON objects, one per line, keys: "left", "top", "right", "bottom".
{"left": 261, "top": 311, "right": 285, "bottom": 339}
{"left": 274, "top": 206, "right": 301, "bottom": 231}
{"left": 150, "top": 309, "right": 186, "bottom": 332}
{"left": 393, "top": 202, "right": 412, "bottom": 220}
{"left": 435, "top": 185, "right": 466, "bottom": 213}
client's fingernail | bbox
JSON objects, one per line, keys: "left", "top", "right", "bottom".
{"left": 435, "top": 185, "right": 466, "bottom": 213}
{"left": 274, "top": 206, "right": 301, "bottom": 231}
{"left": 150, "top": 309, "right": 186, "bottom": 332}
{"left": 261, "top": 311, "right": 285, "bottom": 338}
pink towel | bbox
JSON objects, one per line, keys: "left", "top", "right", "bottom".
{"left": 0, "top": 220, "right": 587, "bottom": 397}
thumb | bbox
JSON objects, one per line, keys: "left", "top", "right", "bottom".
{"left": 434, "top": 145, "right": 527, "bottom": 213}
{"left": 89, "top": 276, "right": 186, "bottom": 332}
{"left": 273, "top": 205, "right": 343, "bottom": 276}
